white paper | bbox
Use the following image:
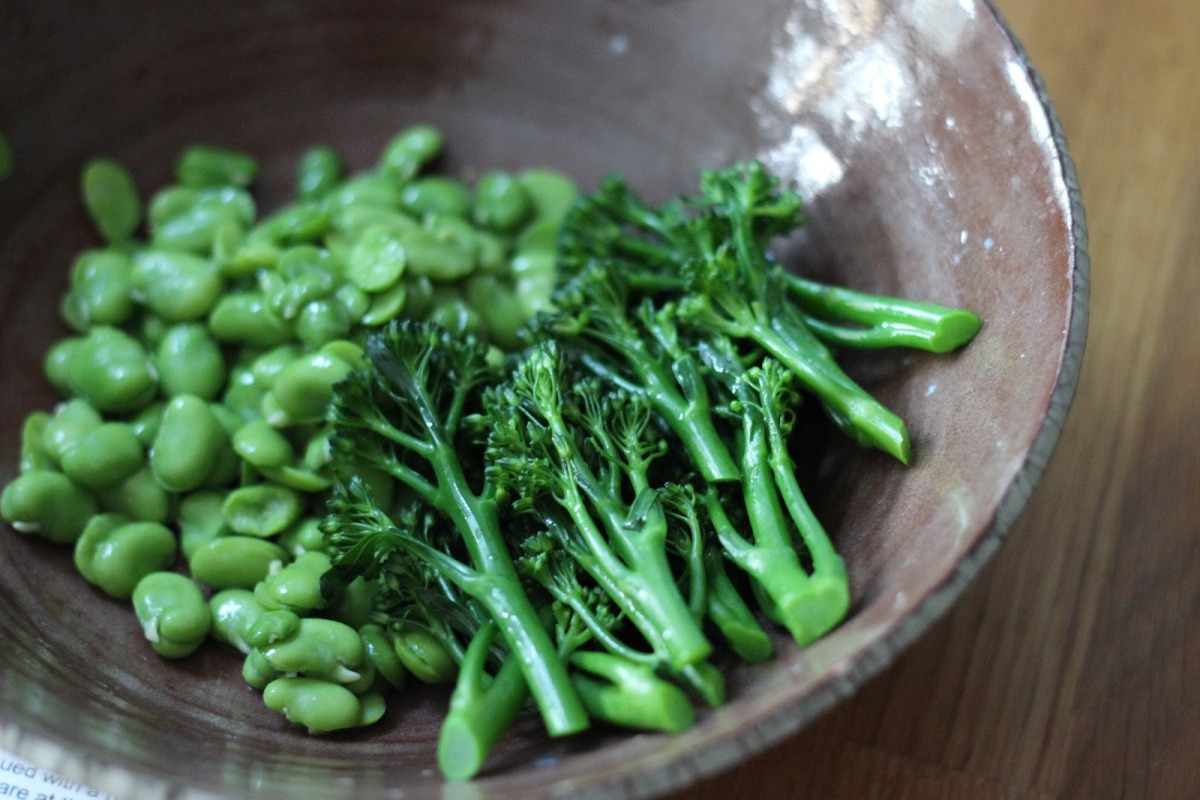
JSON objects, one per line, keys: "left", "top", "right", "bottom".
{"left": 0, "top": 746, "right": 119, "bottom": 800}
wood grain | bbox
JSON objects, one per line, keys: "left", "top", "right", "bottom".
{"left": 667, "top": 0, "right": 1200, "bottom": 797}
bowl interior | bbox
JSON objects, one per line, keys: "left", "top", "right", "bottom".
{"left": 0, "top": 1, "right": 1084, "bottom": 798}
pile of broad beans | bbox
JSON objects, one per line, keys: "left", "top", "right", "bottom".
{"left": 0, "top": 127, "right": 578, "bottom": 734}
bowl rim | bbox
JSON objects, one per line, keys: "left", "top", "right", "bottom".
{"left": 0, "top": 1, "right": 1090, "bottom": 797}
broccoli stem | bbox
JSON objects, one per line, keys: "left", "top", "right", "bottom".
{"left": 781, "top": 272, "right": 982, "bottom": 353}
{"left": 368, "top": 338, "right": 588, "bottom": 737}
{"left": 762, "top": 303, "right": 911, "bottom": 464}
{"left": 703, "top": 546, "right": 774, "bottom": 663}
{"left": 438, "top": 622, "right": 530, "bottom": 781}
{"left": 569, "top": 651, "right": 695, "bottom": 733}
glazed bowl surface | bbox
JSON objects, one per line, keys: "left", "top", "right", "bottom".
{"left": 0, "top": 1, "right": 1087, "bottom": 798}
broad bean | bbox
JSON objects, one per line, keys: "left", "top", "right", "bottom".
{"left": 178, "top": 491, "right": 230, "bottom": 560}
{"left": 296, "top": 146, "right": 342, "bottom": 200}
{"left": 131, "top": 250, "right": 225, "bottom": 322}
{"left": 81, "top": 159, "right": 141, "bottom": 243}
{"left": 267, "top": 351, "right": 353, "bottom": 425}
{"left": 60, "top": 422, "right": 144, "bottom": 490}
{"left": 262, "top": 677, "right": 374, "bottom": 734}
{"left": 1, "top": 469, "right": 98, "bottom": 545}
{"left": 176, "top": 145, "right": 258, "bottom": 189}
{"left": 67, "top": 327, "right": 158, "bottom": 414}
{"left": 150, "top": 395, "right": 229, "bottom": 492}
{"left": 71, "top": 249, "right": 135, "bottom": 327}
{"left": 221, "top": 484, "right": 304, "bottom": 538}
{"left": 96, "top": 465, "right": 172, "bottom": 523}
{"left": 254, "top": 550, "right": 332, "bottom": 614}
{"left": 209, "top": 588, "right": 267, "bottom": 654}
{"left": 74, "top": 519, "right": 177, "bottom": 599}
{"left": 380, "top": 125, "right": 443, "bottom": 183}
{"left": 132, "top": 572, "right": 212, "bottom": 659}
{"left": 188, "top": 535, "right": 286, "bottom": 590}
{"left": 156, "top": 323, "right": 226, "bottom": 400}
{"left": 259, "top": 617, "right": 366, "bottom": 684}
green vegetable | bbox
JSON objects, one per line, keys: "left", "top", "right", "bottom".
{"left": 483, "top": 341, "right": 712, "bottom": 671}
{"left": 1, "top": 470, "right": 98, "bottom": 545}
{"left": 321, "top": 321, "right": 589, "bottom": 738}
{"left": 176, "top": 145, "right": 258, "bottom": 189}
{"left": 81, "top": 159, "right": 142, "bottom": 242}
{"left": 188, "top": 535, "right": 287, "bottom": 590}
{"left": 74, "top": 519, "right": 177, "bottom": 599}
{"left": 132, "top": 572, "right": 213, "bottom": 659}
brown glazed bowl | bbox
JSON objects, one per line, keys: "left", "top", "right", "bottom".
{"left": 0, "top": 1, "right": 1087, "bottom": 798}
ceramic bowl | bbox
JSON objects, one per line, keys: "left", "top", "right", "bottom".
{"left": 0, "top": 1, "right": 1087, "bottom": 798}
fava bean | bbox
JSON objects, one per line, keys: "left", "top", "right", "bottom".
{"left": 67, "top": 327, "right": 158, "bottom": 414}
{"left": 178, "top": 491, "right": 230, "bottom": 560}
{"left": 131, "top": 250, "right": 225, "bottom": 322}
{"left": 393, "top": 625, "right": 457, "bottom": 684}
{"left": 81, "top": 159, "right": 141, "bottom": 243}
{"left": 43, "top": 338, "right": 81, "bottom": 396}
{"left": 188, "top": 535, "right": 286, "bottom": 590}
{"left": 255, "top": 202, "right": 331, "bottom": 246}
{"left": 359, "top": 281, "right": 408, "bottom": 327}
{"left": 60, "top": 422, "right": 144, "bottom": 490}
{"left": 328, "top": 173, "right": 402, "bottom": 211}
{"left": 360, "top": 624, "right": 407, "bottom": 690}
{"left": 209, "top": 588, "right": 267, "bottom": 654}
{"left": 245, "top": 609, "right": 303, "bottom": 650}
{"left": 208, "top": 292, "right": 293, "bottom": 347}
{"left": 426, "top": 297, "right": 482, "bottom": 337}
{"left": 400, "top": 228, "right": 475, "bottom": 282}
{"left": 232, "top": 419, "right": 294, "bottom": 469}
{"left": 345, "top": 225, "right": 407, "bottom": 293}
{"left": 380, "top": 125, "right": 443, "bottom": 183}
{"left": 74, "top": 519, "right": 177, "bottom": 599}
{"left": 42, "top": 399, "right": 103, "bottom": 466}
{"left": 96, "top": 465, "right": 172, "bottom": 523}
{"left": 129, "top": 401, "right": 165, "bottom": 448}
{"left": 176, "top": 145, "right": 258, "bottom": 189}
{"left": 399, "top": 177, "right": 471, "bottom": 219}
{"left": 156, "top": 323, "right": 226, "bottom": 400}
{"left": 473, "top": 172, "right": 532, "bottom": 233}
{"left": 259, "top": 617, "right": 366, "bottom": 683}
{"left": 295, "top": 299, "right": 352, "bottom": 348}
{"left": 464, "top": 273, "right": 527, "bottom": 350}
{"left": 262, "top": 677, "right": 369, "bottom": 734}
{"left": 332, "top": 205, "right": 419, "bottom": 239}
{"left": 243, "top": 649, "right": 283, "bottom": 690}
{"left": 151, "top": 202, "right": 243, "bottom": 254}
{"left": 296, "top": 146, "right": 343, "bottom": 200}
{"left": 150, "top": 395, "right": 228, "bottom": 492}
{"left": 19, "top": 412, "right": 54, "bottom": 474}
{"left": 1, "top": 469, "right": 98, "bottom": 545}
{"left": 132, "top": 572, "right": 212, "bottom": 659}
{"left": 517, "top": 168, "right": 579, "bottom": 225}
{"left": 269, "top": 352, "right": 354, "bottom": 425}
{"left": 333, "top": 284, "right": 371, "bottom": 324}
{"left": 257, "top": 464, "right": 331, "bottom": 493}
{"left": 71, "top": 249, "right": 135, "bottom": 327}
{"left": 277, "top": 517, "right": 327, "bottom": 557}
{"left": 222, "top": 484, "right": 304, "bottom": 538}
{"left": 254, "top": 551, "right": 332, "bottom": 614}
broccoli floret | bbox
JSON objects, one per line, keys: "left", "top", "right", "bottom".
{"left": 482, "top": 341, "right": 712, "bottom": 671}
{"left": 322, "top": 321, "right": 588, "bottom": 740}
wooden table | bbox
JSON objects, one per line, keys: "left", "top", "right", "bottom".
{"left": 670, "top": 0, "right": 1200, "bottom": 797}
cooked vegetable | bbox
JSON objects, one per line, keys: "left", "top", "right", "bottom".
{"left": 1, "top": 125, "right": 981, "bottom": 783}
